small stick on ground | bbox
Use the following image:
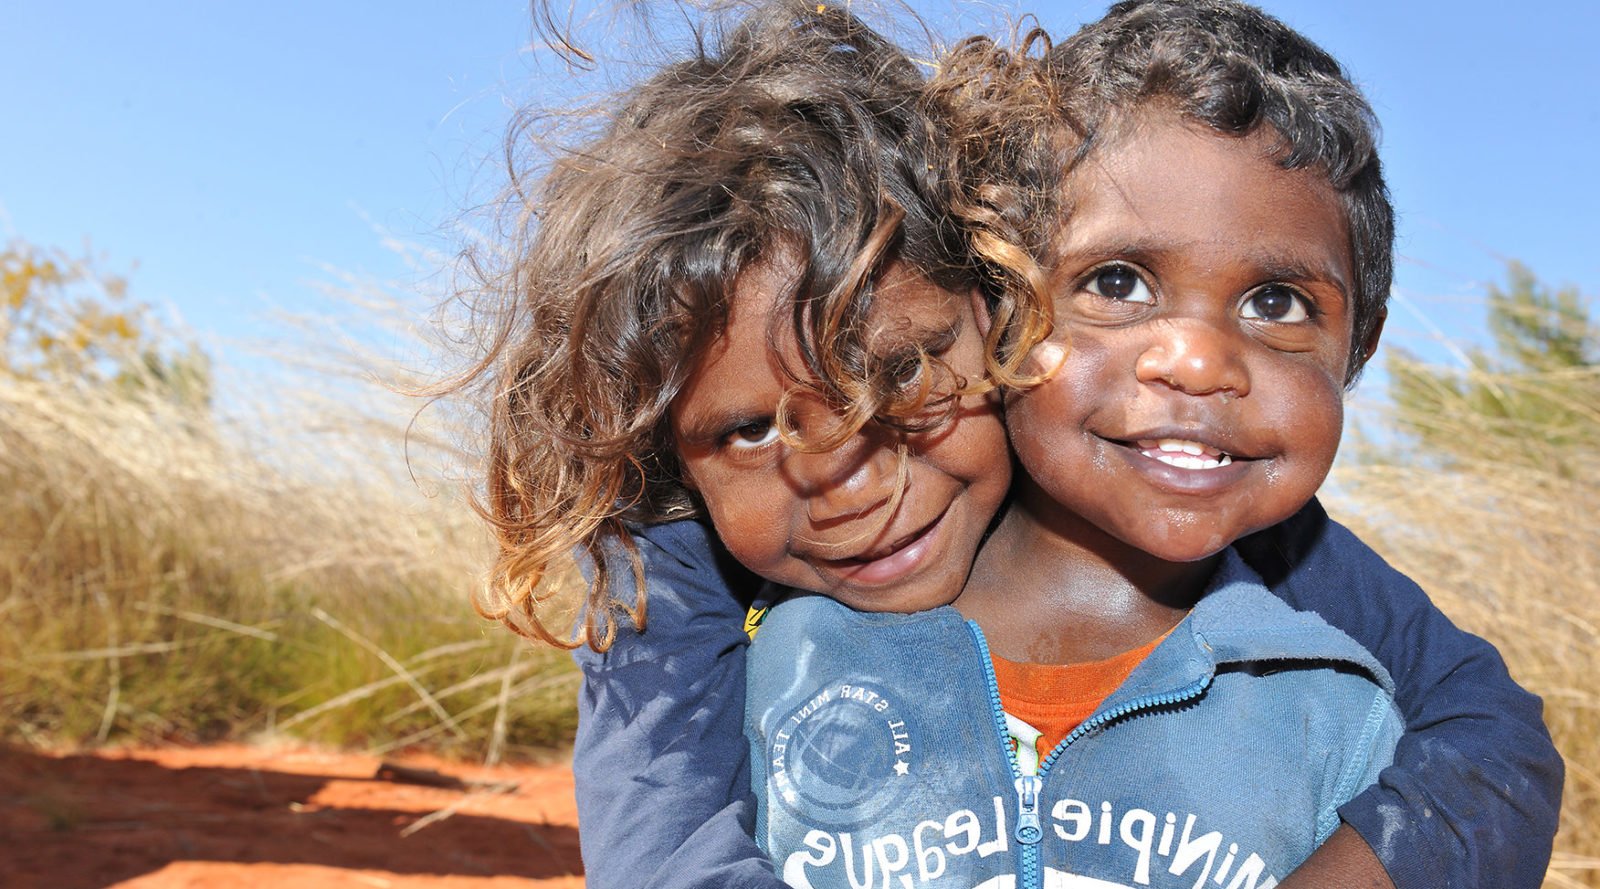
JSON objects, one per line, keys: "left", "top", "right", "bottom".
{"left": 397, "top": 780, "right": 522, "bottom": 838}
{"left": 374, "top": 762, "right": 468, "bottom": 790}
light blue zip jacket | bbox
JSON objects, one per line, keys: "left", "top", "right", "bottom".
{"left": 746, "top": 549, "right": 1402, "bottom": 889}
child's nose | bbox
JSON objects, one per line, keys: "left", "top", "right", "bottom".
{"left": 1134, "top": 318, "right": 1252, "bottom": 398}
{"left": 789, "top": 430, "right": 900, "bottom": 525}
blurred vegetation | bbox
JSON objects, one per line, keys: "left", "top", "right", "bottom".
{"left": 2, "top": 241, "right": 211, "bottom": 406}
{"left": 0, "top": 238, "right": 578, "bottom": 763}
{"left": 1334, "top": 262, "right": 1599, "bottom": 887}
{"left": 1386, "top": 260, "right": 1598, "bottom": 469}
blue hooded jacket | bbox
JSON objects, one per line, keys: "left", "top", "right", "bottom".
{"left": 570, "top": 499, "right": 1561, "bottom": 888}
{"left": 747, "top": 550, "right": 1402, "bottom": 889}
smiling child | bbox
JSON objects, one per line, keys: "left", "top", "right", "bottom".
{"left": 959, "top": 107, "right": 1371, "bottom": 665}
{"left": 671, "top": 256, "right": 1009, "bottom": 615}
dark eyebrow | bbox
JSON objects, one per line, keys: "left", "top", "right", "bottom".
{"left": 1250, "top": 256, "right": 1351, "bottom": 298}
{"left": 1049, "top": 239, "right": 1161, "bottom": 278}
{"left": 672, "top": 404, "right": 746, "bottom": 449}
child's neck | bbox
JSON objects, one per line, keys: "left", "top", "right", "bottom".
{"left": 956, "top": 481, "right": 1219, "bottom": 665}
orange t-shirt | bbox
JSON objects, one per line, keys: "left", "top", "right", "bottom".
{"left": 992, "top": 630, "right": 1172, "bottom": 770}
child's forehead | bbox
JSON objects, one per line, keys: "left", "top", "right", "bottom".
{"left": 1063, "top": 110, "right": 1286, "bottom": 198}
{"left": 1056, "top": 112, "right": 1356, "bottom": 276}
{"left": 725, "top": 251, "right": 967, "bottom": 345}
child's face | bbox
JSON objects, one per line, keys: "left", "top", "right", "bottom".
{"left": 1008, "top": 112, "right": 1359, "bottom": 563}
{"left": 671, "top": 257, "right": 1010, "bottom": 612}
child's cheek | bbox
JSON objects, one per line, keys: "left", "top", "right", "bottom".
{"left": 1025, "top": 338, "right": 1070, "bottom": 381}
{"left": 1005, "top": 335, "right": 1103, "bottom": 460}
{"left": 1271, "top": 360, "right": 1347, "bottom": 448}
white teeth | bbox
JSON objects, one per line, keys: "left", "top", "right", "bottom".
{"left": 1135, "top": 438, "right": 1233, "bottom": 470}
{"left": 1151, "top": 453, "right": 1233, "bottom": 469}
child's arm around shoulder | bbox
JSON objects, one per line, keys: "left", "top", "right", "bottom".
{"left": 570, "top": 519, "right": 788, "bottom": 889}
{"left": 1238, "top": 497, "right": 1562, "bottom": 889}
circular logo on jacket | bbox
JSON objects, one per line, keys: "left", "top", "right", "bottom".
{"left": 766, "top": 681, "right": 916, "bottom": 829}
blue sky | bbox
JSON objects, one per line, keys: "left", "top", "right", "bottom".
{"left": 3, "top": 1, "right": 1596, "bottom": 373}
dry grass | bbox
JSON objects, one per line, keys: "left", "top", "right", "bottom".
{"left": 0, "top": 310, "right": 579, "bottom": 761}
{"left": 1331, "top": 364, "right": 1600, "bottom": 887}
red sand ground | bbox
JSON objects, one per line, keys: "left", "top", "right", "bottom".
{"left": 0, "top": 744, "right": 585, "bottom": 889}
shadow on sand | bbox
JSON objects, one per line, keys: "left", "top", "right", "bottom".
{"left": 0, "top": 745, "right": 582, "bottom": 888}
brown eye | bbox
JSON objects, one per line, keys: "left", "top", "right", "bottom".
{"left": 1241, "top": 285, "right": 1311, "bottom": 323}
{"left": 1084, "top": 264, "right": 1152, "bottom": 303}
{"left": 888, "top": 353, "right": 926, "bottom": 392}
{"left": 726, "top": 420, "right": 779, "bottom": 450}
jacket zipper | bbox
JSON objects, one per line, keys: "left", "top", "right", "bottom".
{"left": 968, "top": 622, "right": 1044, "bottom": 889}
{"left": 1039, "top": 674, "right": 1212, "bottom": 773}
{"left": 967, "top": 620, "right": 1211, "bottom": 889}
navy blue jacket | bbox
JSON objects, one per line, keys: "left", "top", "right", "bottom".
{"left": 570, "top": 499, "right": 1562, "bottom": 889}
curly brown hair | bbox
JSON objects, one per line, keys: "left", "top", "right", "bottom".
{"left": 451, "top": 0, "right": 1050, "bottom": 651}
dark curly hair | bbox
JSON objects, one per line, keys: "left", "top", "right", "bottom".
{"left": 451, "top": 0, "right": 1048, "bottom": 650}
{"left": 938, "top": 0, "right": 1393, "bottom": 380}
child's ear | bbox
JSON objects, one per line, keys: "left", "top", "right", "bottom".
{"left": 969, "top": 290, "right": 994, "bottom": 338}
{"left": 1359, "top": 307, "right": 1387, "bottom": 365}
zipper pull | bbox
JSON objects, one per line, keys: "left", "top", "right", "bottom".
{"left": 1013, "top": 775, "right": 1043, "bottom": 845}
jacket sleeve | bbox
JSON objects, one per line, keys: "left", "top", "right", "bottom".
{"left": 570, "top": 519, "right": 790, "bottom": 889}
{"left": 1237, "top": 497, "right": 1562, "bottom": 889}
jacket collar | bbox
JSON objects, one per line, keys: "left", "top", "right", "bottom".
{"left": 1098, "top": 547, "right": 1396, "bottom": 716}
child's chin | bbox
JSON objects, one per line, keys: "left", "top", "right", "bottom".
{"left": 828, "top": 583, "right": 961, "bottom": 615}
{"left": 1134, "top": 534, "right": 1233, "bottom": 566}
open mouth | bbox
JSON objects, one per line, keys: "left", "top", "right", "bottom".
{"left": 1134, "top": 438, "right": 1235, "bottom": 470}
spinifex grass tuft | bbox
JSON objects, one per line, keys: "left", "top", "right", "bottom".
{"left": 0, "top": 358, "right": 579, "bottom": 760}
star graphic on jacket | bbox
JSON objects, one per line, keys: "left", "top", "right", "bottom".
{"left": 893, "top": 760, "right": 909, "bottom": 777}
